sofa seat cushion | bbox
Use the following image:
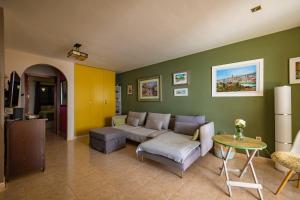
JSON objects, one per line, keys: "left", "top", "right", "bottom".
{"left": 115, "top": 125, "right": 167, "bottom": 142}
{"left": 126, "top": 127, "right": 166, "bottom": 142}
{"left": 137, "top": 132, "right": 200, "bottom": 163}
{"left": 114, "top": 124, "right": 140, "bottom": 132}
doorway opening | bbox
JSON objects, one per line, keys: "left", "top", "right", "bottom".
{"left": 22, "top": 64, "right": 68, "bottom": 139}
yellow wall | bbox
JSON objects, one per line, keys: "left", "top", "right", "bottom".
{"left": 75, "top": 64, "right": 115, "bottom": 136}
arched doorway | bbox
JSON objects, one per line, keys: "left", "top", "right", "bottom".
{"left": 21, "top": 64, "right": 68, "bottom": 139}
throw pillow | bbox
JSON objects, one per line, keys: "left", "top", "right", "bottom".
{"left": 113, "top": 117, "right": 126, "bottom": 126}
{"left": 174, "top": 121, "right": 199, "bottom": 136}
{"left": 127, "top": 117, "right": 139, "bottom": 127}
{"left": 128, "top": 111, "right": 147, "bottom": 126}
{"left": 192, "top": 129, "right": 200, "bottom": 141}
{"left": 145, "top": 119, "right": 163, "bottom": 131}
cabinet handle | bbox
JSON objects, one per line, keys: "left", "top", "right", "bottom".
{"left": 105, "top": 100, "right": 107, "bottom": 104}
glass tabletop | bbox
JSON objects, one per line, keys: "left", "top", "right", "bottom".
{"left": 213, "top": 134, "right": 267, "bottom": 150}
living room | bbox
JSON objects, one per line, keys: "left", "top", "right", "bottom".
{"left": 0, "top": 1, "right": 300, "bottom": 200}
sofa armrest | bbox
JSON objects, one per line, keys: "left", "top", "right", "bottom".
{"left": 199, "top": 122, "right": 215, "bottom": 157}
{"left": 112, "top": 115, "right": 127, "bottom": 127}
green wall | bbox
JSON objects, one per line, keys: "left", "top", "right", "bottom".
{"left": 119, "top": 27, "right": 300, "bottom": 153}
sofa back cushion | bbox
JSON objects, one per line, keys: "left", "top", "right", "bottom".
{"left": 174, "top": 115, "right": 206, "bottom": 135}
{"left": 145, "top": 119, "right": 163, "bottom": 131}
{"left": 174, "top": 121, "right": 199, "bottom": 136}
{"left": 175, "top": 115, "right": 205, "bottom": 125}
{"left": 147, "top": 112, "right": 171, "bottom": 130}
{"left": 128, "top": 111, "right": 147, "bottom": 126}
{"left": 127, "top": 117, "right": 139, "bottom": 127}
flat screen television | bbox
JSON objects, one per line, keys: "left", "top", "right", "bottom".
{"left": 6, "top": 71, "right": 20, "bottom": 107}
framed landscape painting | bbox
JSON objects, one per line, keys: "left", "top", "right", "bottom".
{"left": 138, "top": 75, "right": 162, "bottom": 101}
{"left": 174, "top": 88, "right": 188, "bottom": 96}
{"left": 289, "top": 57, "right": 300, "bottom": 84}
{"left": 212, "top": 59, "right": 264, "bottom": 97}
{"left": 173, "top": 71, "right": 188, "bottom": 85}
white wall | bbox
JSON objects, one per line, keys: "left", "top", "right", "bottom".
{"left": 5, "top": 48, "right": 75, "bottom": 140}
{"left": 25, "top": 65, "right": 58, "bottom": 76}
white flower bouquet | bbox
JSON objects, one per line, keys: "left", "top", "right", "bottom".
{"left": 234, "top": 119, "right": 246, "bottom": 139}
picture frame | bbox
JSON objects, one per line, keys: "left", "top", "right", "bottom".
{"left": 212, "top": 59, "right": 264, "bottom": 97}
{"left": 127, "top": 84, "right": 133, "bottom": 95}
{"left": 173, "top": 71, "right": 188, "bottom": 85}
{"left": 289, "top": 57, "right": 300, "bottom": 84}
{"left": 174, "top": 88, "right": 188, "bottom": 96}
{"left": 138, "top": 75, "right": 162, "bottom": 101}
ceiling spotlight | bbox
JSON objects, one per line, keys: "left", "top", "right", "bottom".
{"left": 251, "top": 5, "right": 262, "bottom": 13}
{"left": 67, "top": 43, "right": 88, "bottom": 61}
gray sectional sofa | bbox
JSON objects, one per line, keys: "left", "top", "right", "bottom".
{"left": 112, "top": 111, "right": 215, "bottom": 177}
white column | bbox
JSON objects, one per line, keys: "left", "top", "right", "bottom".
{"left": 274, "top": 86, "right": 292, "bottom": 171}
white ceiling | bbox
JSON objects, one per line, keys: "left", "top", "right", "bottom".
{"left": 1, "top": 0, "right": 300, "bottom": 72}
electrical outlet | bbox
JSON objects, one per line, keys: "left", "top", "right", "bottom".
{"left": 256, "top": 136, "right": 262, "bottom": 141}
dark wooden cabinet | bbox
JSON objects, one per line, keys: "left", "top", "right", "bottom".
{"left": 5, "top": 119, "right": 46, "bottom": 181}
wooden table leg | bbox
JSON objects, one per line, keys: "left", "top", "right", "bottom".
{"left": 297, "top": 173, "right": 300, "bottom": 189}
{"left": 275, "top": 170, "right": 294, "bottom": 195}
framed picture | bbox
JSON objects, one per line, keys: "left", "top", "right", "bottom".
{"left": 212, "top": 59, "right": 264, "bottom": 97}
{"left": 289, "top": 57, "right": 300, "bottom": 84}
{"left": 173, "top": 71, "right": 188, "bottom": 85}
{"left": 127, "top": 84, "right": 133, "bottom": 95}
{"left": 138, "top": 75, "right": 162, "bottom": 101}
{"left": 174, "top": 88, "right": 188, "bottom": 96}
{"left": 60, "top": 80, "right": 67, "bottom": 105}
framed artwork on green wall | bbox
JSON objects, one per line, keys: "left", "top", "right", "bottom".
{"left": 138, "top": 75, "right": 162, "bottom": 101}
{"left": 174, "top": 88, "right": 188, "bottom": 96}
{"left": 173, "top": 71, "right": 188, "bottom": 85}
{"left": 212, "top": 59, "right": 264, "bottom": 97}
{"left": 289, "top": 57, "right": 300, "bottom": 84}
{"left": 127, "top": 84, "right": 133, "bottom": 95}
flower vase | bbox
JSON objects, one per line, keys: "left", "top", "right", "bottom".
{"left": 235, "top": 127, "right": 244, "bottom": 140}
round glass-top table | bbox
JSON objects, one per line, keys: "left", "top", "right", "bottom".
{"left": 213, "top": 134, "right": 267, "bottom": 150}
{"left": 213, "top": 134, "right": 267, "bottom": 200}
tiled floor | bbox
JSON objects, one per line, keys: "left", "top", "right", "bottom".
{"left": 1, "top": 132, "right": 299, "bottom": 200}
